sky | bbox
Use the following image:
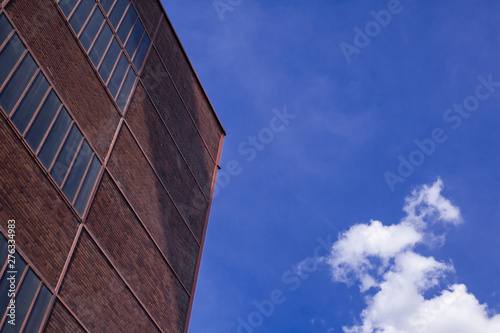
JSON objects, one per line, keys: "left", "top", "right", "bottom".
{"left": 161, "top": 1, "right": 500, "bottom": 332}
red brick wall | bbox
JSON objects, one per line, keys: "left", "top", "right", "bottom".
{"left": 44, "top": 301, "right": 86, "bottom": 333}
{"left": 0, "top": 115, "right": 78, "bottom": 288}
{"left": 58, "top": 230, "right": 160, "bottom": 333}
{"left": 139, "top": 50, "right": 216, "bottom": 199}
{"left": 86, "top": 172, "right": 191, "bottom": 332}
{"left": 153, "top": 16, "right": 223, "bottom": 159}
{"left": 5, "top": 0, "right": 120, "bottom": 159}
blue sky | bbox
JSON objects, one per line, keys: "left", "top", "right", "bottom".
{"left": 161, "top": 1, "right": 500, "bottom": 332}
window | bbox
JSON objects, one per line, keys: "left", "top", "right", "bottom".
{"left": 0, "top": 17, "right": 102, "bottom": 217}
{"left": 0, "top": 234, "right": 53, "bottom": 332}
{"left": 56, "top": 0, "right": 149, "bottom": 111}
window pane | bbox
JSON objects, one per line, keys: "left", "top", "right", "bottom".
{"left": 132, "top": 33, "right": 149, "bottom": 70}
{"left": 79, "top": 6, "right": 105, "bottom": 51}
{"left": 25, "top": 91, "right": 61, "bottom": 151}
{"left": 108, "top": 0, "right": 128, "bottom": 29}
{"left": 0, "top": 53, "right": 37, "bottom": 115}
{"left": 11, "top": 72, "right": 49, "bottom": 132}
{"left": 0, "top": 14, "right": 13, "bottom": 47}
{"left": 0, "top": 256, "right": 26, "bottom": 315}
{"left": 22, "top": 285, "right": 52, "bottom": 333}
{"left": 12, "top": 269, "right": 40, "bottom": 331}
{"left": 107, "top": 52, "right": 128, "bottom": 98}
{"left": 89, "top": 22, "right": 112, "bottom": 67}
{"left": 69, "top": 0, "right": 95, "bottom": 36}
{"left": 116, "top": 66, "right": 135, "bottom": 110}
{"left": 117, "top": 5, "right": 137, "bottom": 44}
{"left": 0, "top": 34, "right": 25, "bottom": 88}
{"left": 38, "top": 108, "right": 72, "bottom": 169}
{"left": 63, "top": 141, "right": 92, "bottom": 202}
{"left": 58, "top": 0, "right": 79, "bottom": 17}
{"left": 100, "top": 0, "right": 115, "bottom": 14}
{"left": 125, "top": 20, "right": 144, "bottom": 59}
{"left": 98, "top": 38, "right": 120, "bottom": 83}
{"left": 50, "top": 124, "right": 83, "bottom": 186}
{"left": 74, "top": 156, "right": 101, "bottom": 215}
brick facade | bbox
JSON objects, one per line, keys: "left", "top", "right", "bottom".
{"left": 0, "top": 0, "right": 224, "bottom": 331}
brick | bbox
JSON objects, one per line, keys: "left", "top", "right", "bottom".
{"left": 86, "top": 172, "right": 191, "bottom": 332}
{"left": 59, "top": 230, "right": 160, "bottom": 333}
{"left": 0, "top": 115, "right": 78, "bottom": 288}
{"left": 44, "top": 301, "right": 86, "bottom": 333}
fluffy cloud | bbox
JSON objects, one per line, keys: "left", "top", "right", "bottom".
{"left": 326, "top": 179, "right": 500, "bottom": 333}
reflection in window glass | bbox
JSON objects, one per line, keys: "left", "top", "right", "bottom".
{"left": 0, "top": 235, "right": 6, "bottom": 264}
{"left": 89, "top": 23, "right": 113, "bottom": 67}
{"left": 125, "top": 20, "right": 144, "bottom": 59}
{"left": 0, "top": 14, "right": 13, "bottom": 46}
{"left": 38, "top": 108, "right": 72, "bottom": 168}
{"left": 69, "top": 0, "right": 95, "bottom": 36}
{"left": 98, "top": 38, "right": 120, "bottom": 83}
{"left": 108, "top": 0, "right": 128, "bottom": 29}
{"left": 0, "top": 53, "right": 37, "bottom": 115}
{"left": 63, "top": 141, "right": 93, "bottom": 202}
{"left": 100, "top": 0, "right": 116, "bottom": 14}
{"left": 51, "top": 124, "right": 83, "bottom": 186}
{"left": 25, "top": 91, "right": 61, "bottom": 151}
{"left": 79, "top": 7, "right": 105, "bottom": 51}
{"left": 11, "top": 72, "right": 49, "bottom": 132}
{"left": 23, "top": 285, "right": 52, "bottom": 333}
{"left": 58, "top": 0, "right": 79, "bottom": 17}
{"left": 0, "top": 34, "right": 24, "bottom": 87}
{"left": 0, "top": 255, "right": 26, "bottom": 314}
{"left": 117, "top": 5, "right": 137, "bottom": 44}
{"left": 107, "top": 52, "right": 128, "bottom": 98}
{"left": 132, "top": 33, "right": 150, "bottom": 71}
{"left": 74, "top": 156, "right": 101, "bottom": 215}
{"left": 14, "top": 269, "right": 40, "bottom": 329}
{"left": 116, "top": 67, "right": 136, "bottom": 110}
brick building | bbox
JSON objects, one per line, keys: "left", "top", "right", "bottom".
{"left": 0, "top": 0, "right": 225, "bottom": 331}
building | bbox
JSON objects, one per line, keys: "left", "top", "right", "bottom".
{"left": 0, "top": 0, "right": 225, "bottom": 331}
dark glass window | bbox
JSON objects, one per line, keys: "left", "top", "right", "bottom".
{"left": 51, "top": 124, "right": 83, "bottom": 186}
{"left": 0, "top": 53, "right": 37, "bottom": 115}
{"left": 13, "top": 269, "right": 40, "bottom": 330}
{"left": 74, "top": 156, "right": 101, "bottom": 215}
{"left": 58, "top": 0, "right": 79, "bottom": 17}
{"left": 79, "top": 6, "right": 105, "bottom": 51}
{"left": 0, "top": 14, "right": 13, "bottom": 49}
{"left": 98, "top": 38, "right": 120, "bottom": 83}
{"left": 132, "top": 33, "right": 150, "bottom": 70}
{"left": 63, "top": 141, "right": 93, "bottom": 202}
{"left": 117, "top": 4, "right": 137, "bottom": 44}
{"left": 89, "top": 22, "right": 113, "bottom": 67}
{"left": 25, "top": 91, "right": 61, "bottom": 151}
{"left": 38, "top": 108, "right": 72, "bottom": 168}
{"left": 0, "top": 34, "right": 25, "bottom": 88}
{"left": 107, "top": 52, "right": 128, "bottom": 98}
{"left": 116, "top": 66, "right": 135, "bottom": 110}
{"left": 0, "top": 255, "right": 26, "bottom": 314}
{"left": 108, "top": 0, "right": 128, "bottom": 29}
{"left": 22, "top": 285, "right": 52, "bottom": 333}
{"left": 11, "top": 73, "right": 49, "bottom": 132}
{"left": 100, "top": 0, "right": 116, "bottom": 14}
{"left": 69, "top": 0, "right": 95, "bottom": 36}
{"left": 125, "top": 20, "right": 144, "bottom": 59}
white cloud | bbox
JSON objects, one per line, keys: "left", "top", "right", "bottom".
{"left": 324, "top": 179, "right": 500, "bottom": 333}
